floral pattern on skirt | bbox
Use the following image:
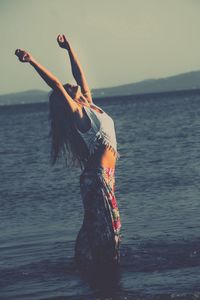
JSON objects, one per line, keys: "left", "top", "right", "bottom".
{"left": 74, "top": 166, "right": 122, "bottom": 274}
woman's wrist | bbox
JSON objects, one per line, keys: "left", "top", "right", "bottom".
{"left": 29, "top": 57, "right": 36, "bottom": 65}
{"left": 66, "top": 44, "right": 71, "bottom": 52}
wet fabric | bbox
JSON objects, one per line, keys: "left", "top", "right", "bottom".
{"left": 74, "top": 166, "right": 122, "bottom": 274}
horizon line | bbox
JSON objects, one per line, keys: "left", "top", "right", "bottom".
{"left": 1, "top": 68, "right": 200, "bottom": 97}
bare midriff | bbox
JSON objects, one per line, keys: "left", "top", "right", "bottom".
{"left": 84, "top": 144, "right": 116, "bottom": 170}
{"left": 100, "top": 147, "right": 116, "bottom": 169}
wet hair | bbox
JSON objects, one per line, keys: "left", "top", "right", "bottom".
{"left": 48, "top": 88, "right": 90, "bottom": 170}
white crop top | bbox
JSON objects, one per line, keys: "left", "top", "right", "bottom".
{"left": 76, "top": 103, "right": 120, "bottom": 159}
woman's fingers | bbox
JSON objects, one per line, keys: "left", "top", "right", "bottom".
{"left": 15, "top": 49, "right": 23, "bottom": 61}
{"left": 57, "top": 34, "right": 61, "bottom": 41}
{"left": 22, "top": 53, "right": 28, "bottom": 61}
{"left": 63, "top": 35, "right": 68, "bottom": 43}
{"left": 15, "top": 49, "right": 23, "bottom": 60}
{"left": 15, "top": 49, "right": 31, "bottom": 62}
{"left": 15, "top": 48, "right": 23, "bottom": 57}
{"left": 15, "top": 49, "right": 20, "bottom": 56}
{"left": 57, "top": 34, "right": 64, "bottom": 43}
{"left": 56, "top": 34, "right": 70, "bottom": 50}
{"left": 57, "top": 34, "right": 68, "bottom": 43}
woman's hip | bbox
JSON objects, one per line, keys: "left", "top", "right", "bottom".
{"left": 79, "top": 164, "right": 121, "bottom": 236}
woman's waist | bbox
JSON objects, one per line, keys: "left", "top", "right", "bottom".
{"left": 85, "top": 145, "right": 116, "bottom": 168}
{"left": 80, "top": 165, "right": 115, "bottom": 181}
{"left": 81, "top": 146, "right": 115, "bottom": 176}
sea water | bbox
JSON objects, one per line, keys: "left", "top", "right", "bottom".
{"left": 0, "top": 92, "right": 200, "bottom": 299}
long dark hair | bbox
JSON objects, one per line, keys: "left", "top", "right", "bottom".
{"left": 49, "top": 89, "right": 89, "bottom": 170}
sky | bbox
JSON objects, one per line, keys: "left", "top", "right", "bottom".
{"left": 1, "top": 0, "right": 200, "bottom": 95}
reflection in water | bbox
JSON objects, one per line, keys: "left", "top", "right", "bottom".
{"left": 78, "top": 262, "right": 122, "bottom": 298}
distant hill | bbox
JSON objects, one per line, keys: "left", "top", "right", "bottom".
{"left": 91, "top": 70, "right": 200, "bottom": 98}
{"left": 1, "top": 70, "right": 200, "bottom": 105}
{"left": 0, "top": 90, "right": 48, "bottom": 106}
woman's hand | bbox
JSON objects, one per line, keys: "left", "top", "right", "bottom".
{"left": 15, "top": 49, "right": 33, "bottom": 63}
{"left": 57, "top": 34, "right": 70, "bottom": 50}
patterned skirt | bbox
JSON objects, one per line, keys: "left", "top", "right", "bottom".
{"left": 74, "top": 166, "right": 122, "bottom": 275}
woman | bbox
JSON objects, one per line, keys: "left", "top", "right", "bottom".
{"left": 15, "top": 34, "right": 122, "bottom": 276}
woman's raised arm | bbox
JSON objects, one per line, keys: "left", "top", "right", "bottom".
{"left": 15, "top": 49, "right": 79, "bottom": 113}
{"left": 57, "top": 34, "right": 93, "bottom": 103}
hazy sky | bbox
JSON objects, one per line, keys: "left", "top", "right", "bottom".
{"left": 1, "top": 0, "right": 200, "bottom": 94}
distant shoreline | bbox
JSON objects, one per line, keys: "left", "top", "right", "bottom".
{"left": 94, "top": 87, "right": 200, "bottom": 102}
{"left": 0, "top": 88, "right": 200, "bottom": 110}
